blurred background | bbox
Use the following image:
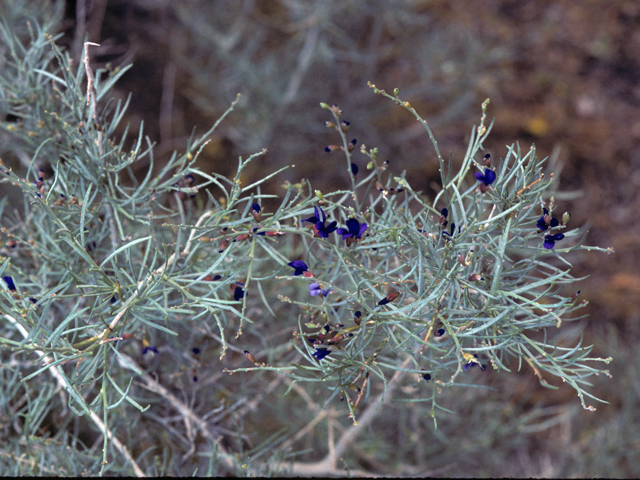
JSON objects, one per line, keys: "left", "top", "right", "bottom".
{"left": 3, "top": 0, "right": 640, "bottom": 476}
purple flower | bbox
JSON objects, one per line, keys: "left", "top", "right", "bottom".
{"left": 142, "top": 346, "right": 159, "bottom": 355}
{"left": 312, "top": 348, "right": 331, "bottom": 361}
{"left": 309, "top": 283, "right": 330, "bottom": 297}
{"left": 543, "top": 233, "right": 565, "bottom": 249}
{"left": 442, "top": 222, "right": 458, "bottom": 240}
{"left": 537, "top": 208, "right": 559, "bottom": 232}
{"left": 3, "top": 276, "right": 16, "bottom": 291}
{"left": 351, "top": 163, "right": 359, "bottom": 176}
{"left": 288, "top": 260, "right": 310, "bottom": 276}
{"left": 233, "top": 282, "right": 245, "bottom": 301}
{"left": 336, "top": 218, "right": 368, "bottom": 246}
{"left": 474, "top": 168, "right": 496, "bottom": 186}
{"left": 422, "top": 373, "right": 432, "bottom": 382}
{"left": 302, "top": 206, "right": 337, "bottom": 238}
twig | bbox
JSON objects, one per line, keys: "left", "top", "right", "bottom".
{"left": 5, "top": 314, "right": 145, "bottom": 477}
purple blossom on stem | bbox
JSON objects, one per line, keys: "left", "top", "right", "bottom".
{"left": 309, "top": 283, "right": 330, "bottom": 297}
{"left": 312, "top": 348, "right": 331, "bottom": 361}
{"left": 537, "top": 208, "right": 559, "bottom": 232}
{"left": 302, "top": 205, "right": 337, "bottom": 238}
{"left": 474, "top": 168, "right": 496, "bottom": 193}
{"left": 474, "top": 168, "right": 496, "bottom": 186}
{"left": 288, "top": 260, "right": 310, "bottom": 276}
{"left": 336, "top": 218, "right": 368, "bottom": 246}
{"left": 543, "top": 233, "right": 565, "bottom": 249}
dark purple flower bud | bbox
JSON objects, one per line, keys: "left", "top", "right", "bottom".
{"left": 340, "top": 120, "right": 350, "bottom": 132}
{"left": 434, "top": 328, "right": 445, "bottom": 337}
{"left": 252, "top": 203, "right": 262, "bottom": 222}
{"left": 543, "top": 233, "right": 565, "bottom": 249}
{"left": 377, "top": 291, "right": 399, "bottom": 306}
{"left": 571, "top": 290, "right": 581, "bottom": 300}
{"left": 483, "top": 153, "right": 491, "bottom": 167}
{"left": 325, "top": 145, "right": 340, "bottom": 153}
{"left": 233, "top": 282, "right": 245, "bottom": 301}
{"left": 192, "top": 347, "right": 200, "bottom": 355}
{"left": 288, "top": 260, "right": 310, "bottom": 276}
{"left": 439, "top": 208, "right": 449, "bottom": 228}
{"left": 347, "top": 139, "right": 357, "bottom": 152}
{"left": 142, "top": 346, "right": 159, "bottom": 355}
{"left": 29, "top": 297, "right": 37, "bottom": 304}
{"left": 422, "top": 373, "right": 432, "bottom": 382}
{"left": 244, "top": 350, "right": 256, "bottom": 363}
{"left": 312, "top": 348, "right": 331, "bottom": 361}
{"left": 351, "top": 163, "right": 359, "bottom": 176}
{"left": 3, "top": 276, "right": 16, "bottom": 291}
{"left": 353, "top": 310, "right": 362, "bottom": 325}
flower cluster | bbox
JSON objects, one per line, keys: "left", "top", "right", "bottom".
{"left": 537, "top": 207, "right": 566, "bottom": 249}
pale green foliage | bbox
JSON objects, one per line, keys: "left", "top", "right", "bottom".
{"left": 0, "top": 14, "right": 612, "bottom": 477}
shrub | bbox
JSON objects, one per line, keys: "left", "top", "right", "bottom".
{"left": 0, "top": 17, "right": 611, "bottom": 476}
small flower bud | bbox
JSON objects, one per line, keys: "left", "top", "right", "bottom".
{"left": 377, "top": 291, "right": 399, "bottom": 306}
{"left": 483, "top": 153, "right": 491, "bottom": 167}
{"left": 325, "top": 145, "right": 340, "bottom": 153}
{"left": 468, "top": 273, "right": 484, "bottom": 282}
{"left": 331, "top": 104, "right": 342, "bottom": 115}
{"left": 393, "top": 88, "right": 400, "bottom": 96}
{"left": 340, "top": 120, "right": 350, "bottom": 132}
{"left": 347, "top": 139, "right": 357, "bottom": 152}
{"left": 3, "top": 276, "right": 16, "bottom": 291}
{"left": 562, "top": 212, "right": 571, "bottom": 225}
{"left": 353, "top": 310, "right": 362, "bottom": 326}
{"left": 251, "top": 203, "right": 262, "bottom": 222}
{"left": 324, "top": 121, "right": 336, "bottom": 128}
{"left": 244, "top": 350, "right": 256, "bottom": 363}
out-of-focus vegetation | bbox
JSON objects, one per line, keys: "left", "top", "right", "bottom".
{"left": 1, "top": 0, "right": 638, "bottom": 476}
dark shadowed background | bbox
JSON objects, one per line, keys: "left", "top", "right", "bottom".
{"left": 2, "top": 0, "right": 639, "bottom": 476}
